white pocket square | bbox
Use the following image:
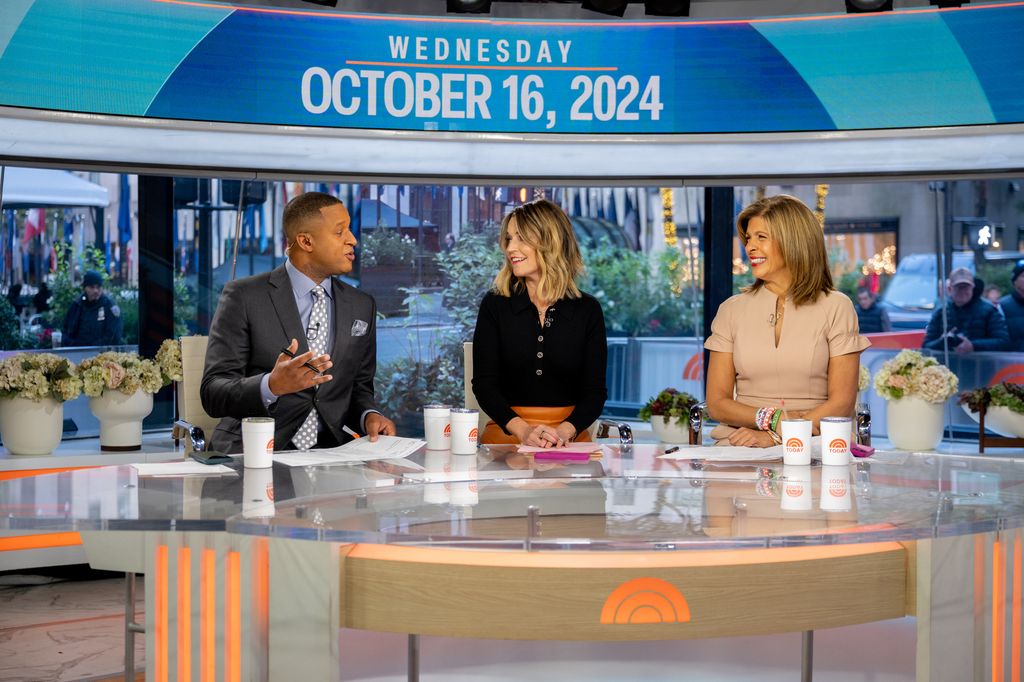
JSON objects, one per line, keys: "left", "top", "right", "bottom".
{"left": 351, "top": 320, "right": 368, "bottom": 336}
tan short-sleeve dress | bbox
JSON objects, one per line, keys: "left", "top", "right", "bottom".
{"left": 704, "top": 287, "right": 870, "bottom": 441}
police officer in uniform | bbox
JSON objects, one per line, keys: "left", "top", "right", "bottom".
{"left": 62, "top": 271, "right": 123, "bottom": 346}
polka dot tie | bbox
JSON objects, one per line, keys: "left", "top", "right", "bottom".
{"left": 293, "top": 285, "right": 328, "bottom": 450}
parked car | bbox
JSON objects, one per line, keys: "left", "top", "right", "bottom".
{"left": 878, "top": 251, "right": 1024, "bottom": 330}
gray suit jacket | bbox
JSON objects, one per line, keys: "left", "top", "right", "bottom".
{"left": 200, "top": 265, "right": 378, "bottom": 454}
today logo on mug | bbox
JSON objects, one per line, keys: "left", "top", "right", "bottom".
{"left": 785, "top": 437, "right": 803, "bottom": 453}
{"left": 828, "top": 477, "right": 848, "bottom": 497}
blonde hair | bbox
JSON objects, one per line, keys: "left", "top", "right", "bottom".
{"left": 493, "top": 199, "right": 583, "bottom": 302}
{"left": 737, "top": 194, "right": 833, "bottom": 306}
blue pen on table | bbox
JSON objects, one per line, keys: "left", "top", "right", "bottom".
{"left": 279, "top": 346, "right": 325, "bottom": 376}
{"left": 664, "top": 446, "right": 680, "bottom": 454}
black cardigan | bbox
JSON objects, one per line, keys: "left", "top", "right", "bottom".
{"left": 471, "top": 288, "right": 607, "bottom": 435}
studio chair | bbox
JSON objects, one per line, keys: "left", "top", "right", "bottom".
{"left": 171, "top": 335, "right": 219, "bottom": 453}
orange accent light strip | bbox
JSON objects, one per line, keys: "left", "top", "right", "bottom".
{"left": 1012, "top": 533, "right": 1021, "bottom": 682}
{"left": 178, "top": 547, "right": 192, "bottom": 682}
{"left": 226, "top": 551, "right": 241, "bottom": 682}
{"left": 155, "top": 545, "right": 169, "bottom": 682}
{"left": 994, "top": 539, "right": 1005, "bottom": 682}
{"left": 344, "top": 60, "right": 616, "bottom": 72}
{"left": 151, "top": 0, "right": 1024, "bottom": 27}
{"left": 0, "top": 466, "right": 96, "bottom": 482}
{"left": 348, "top": 541, "right": 904, "bottom": 569}
{"left": 255, "top": 539, "right": 270, "bottom": 659}
{"left": 201, "top": 549, "right": 215, "bottom": 682}
{"left": 0, "top": 532, "right": 82, "bottom": 552}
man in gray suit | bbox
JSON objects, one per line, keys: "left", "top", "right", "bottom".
{"left": 201, "top": 191, "right": 396, "bottom": 453}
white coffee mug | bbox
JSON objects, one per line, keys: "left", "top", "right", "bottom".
{"left": 422, "top": 449, "right": 451, "bottom": 505}
{"left": 241, "top": 417, "right": 274, "bottom": 469}
{"left": 780, "top": 464, "right": 812, "bottom": 511}
{"left": 781, "top": 419, "right": 812, "bottom": 466}
{"left": 820, "top": 417, "right": 852, "bottom": 465}
{"left": 449, "top": 453, "right": 479, "bottom": 507}
{"left": 242, "top": 467, "right": 275, "bottom": 518}
{"left": 423, "top": 404, "right": 452, "bottom": 451}
{"left": 819, "top": 465, "right": 852, "bottom": 512}
{"left": 449, "top": 408, "right": 479, "bottom": 455}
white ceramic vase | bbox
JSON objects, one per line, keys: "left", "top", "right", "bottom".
{"left": 0, "top": 397, "right": 64, "bottom": 456}
{"left": 651, "top": 417, "right": 691, "bottom": 444}
{"left": 89, "top": 390, "right": 154, "bottom": 451}
{"left": 886, "top": 397, "right": 944, "bottom": 451}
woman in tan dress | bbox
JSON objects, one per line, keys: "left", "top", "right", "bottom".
{"left": 704, "top": 195, "right": 870, "bottom": 447}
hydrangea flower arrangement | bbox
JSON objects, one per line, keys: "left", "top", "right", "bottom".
{"left": 858, "top": 365, "right": 870, "bottom": 392}
{"left": 873, "top": 350, "right": 958, "bottom": 404}
{"left": 639, "top": 387, "right": 700, "bottom": 426}
{"left": 79, "top": 351, "right": 164, "bottom": 398}
{"left": 155, "top": 339, "right": 183, "bottom": 385}
{"left": 0, "top": 353, "right": 82, "bottom": 403}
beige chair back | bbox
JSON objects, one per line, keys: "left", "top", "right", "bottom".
{"left": 462, "top": 341, "right": 491, "bottom": 434}
{"left": 178, "top": 336, "right": 220, "bottom": 445}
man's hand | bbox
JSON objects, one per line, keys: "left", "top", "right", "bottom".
{"left": 955, "top": 337, "right": 974, "bottom": 354}
{"left": 267, "top": 338, "right": 333, "bottom": 396}
{"left": 365, "top": 412, "right": 396, "bottom": 442}
{"left": 727, "top": 427, "right": 776, "bottom": 448}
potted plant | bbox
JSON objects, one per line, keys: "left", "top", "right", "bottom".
{"left": 872, "top": 350, "right": 958, "bottom": 450}
{"left": 80, "top": 350, "right": 166, "bottom": 451}
{"left": 958, "top": 382, "right": 1024, "bottom": 438}
{"left": 639, "top": 388, "right": 700, "bottom": 444}
{"left": 0, "top": 353, "right": 82, "bottom": 455}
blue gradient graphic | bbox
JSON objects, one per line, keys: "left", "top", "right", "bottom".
{"left": 0, "top": 0, "right": 1021, "bottom": 134}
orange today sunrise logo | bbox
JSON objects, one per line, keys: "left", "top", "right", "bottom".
{"left": 828, "top": 478, "right": 847, "bottom": 497}
{"left": 828, "top": 438, "right": 847, "bottom": 454}
{"left": 599, "top": 577, "right": 691, "bottom": 625}
{"left": 443, "top": 423, "right": 451, "bottom": 437}
{"left": 785, "top": 437, "right": 803, "bottom": 453}
{"left": 468, "top": 427, "right": 478, "bottom": 441}
{"left": 786, "top": 484, "right": 804, "bottom": 497}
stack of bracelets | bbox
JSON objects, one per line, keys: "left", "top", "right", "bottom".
{"left": 755, "top": 406, "right": 784, "bottom": 444}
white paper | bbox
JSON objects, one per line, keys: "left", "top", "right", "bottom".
{"left": 132, "top": 461, "right": 236, "bottom": 476}
{"left": 658, "top": 436, "right": 829, "bottom": 462}
{"left": 273, "top": 436, "right": 426, "bottom": 467}
{"left": 657, "top": 445, "right": 783, "bottom": 462}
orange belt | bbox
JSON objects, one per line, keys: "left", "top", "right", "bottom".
{"left": 481, "top": 405, "right": 592, "bottom": 444}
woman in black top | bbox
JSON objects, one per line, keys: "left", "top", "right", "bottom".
{"left": 472, "top": 199, "right": 607, "bottom": 447}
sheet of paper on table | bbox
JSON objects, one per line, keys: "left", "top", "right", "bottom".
{"left": 132, "top": 461, "right": 237, "bottom": 476}
{"left": 657, "top": 445, "right": 783, "bottom": 462}
{"left": 273, "top": 436, "right": 426, "bottom": 467}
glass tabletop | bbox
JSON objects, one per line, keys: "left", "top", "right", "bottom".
{"left": 228, "top": 448, "right": 1024, "bottom": 551}
{"left": 3, "top": 446, "right": 1024, "bottom": 550}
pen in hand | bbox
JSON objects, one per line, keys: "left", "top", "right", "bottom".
{"left": 279, "top": 346, "right": 325, "bottom": 376}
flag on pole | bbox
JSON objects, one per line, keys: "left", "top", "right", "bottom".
{"left": 22, "top": 208, "right": 45, "bottom": 244}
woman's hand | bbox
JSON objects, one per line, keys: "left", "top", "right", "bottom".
{"left": 727, "top": 427, "right": 776, "bottom": 448}
{"left": 508, "top": 418, "right": 566, "bottom": 447}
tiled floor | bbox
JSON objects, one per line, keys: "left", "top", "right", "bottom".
{"left": 0, "top": 566, "right": 917, "bottom": 682}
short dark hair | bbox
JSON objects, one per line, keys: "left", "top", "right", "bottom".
{"left": 856, "top": 287, "right": 873, "bottom": 298}
{"left": 283, "top": 192, "right": 342, "bottom": 242}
